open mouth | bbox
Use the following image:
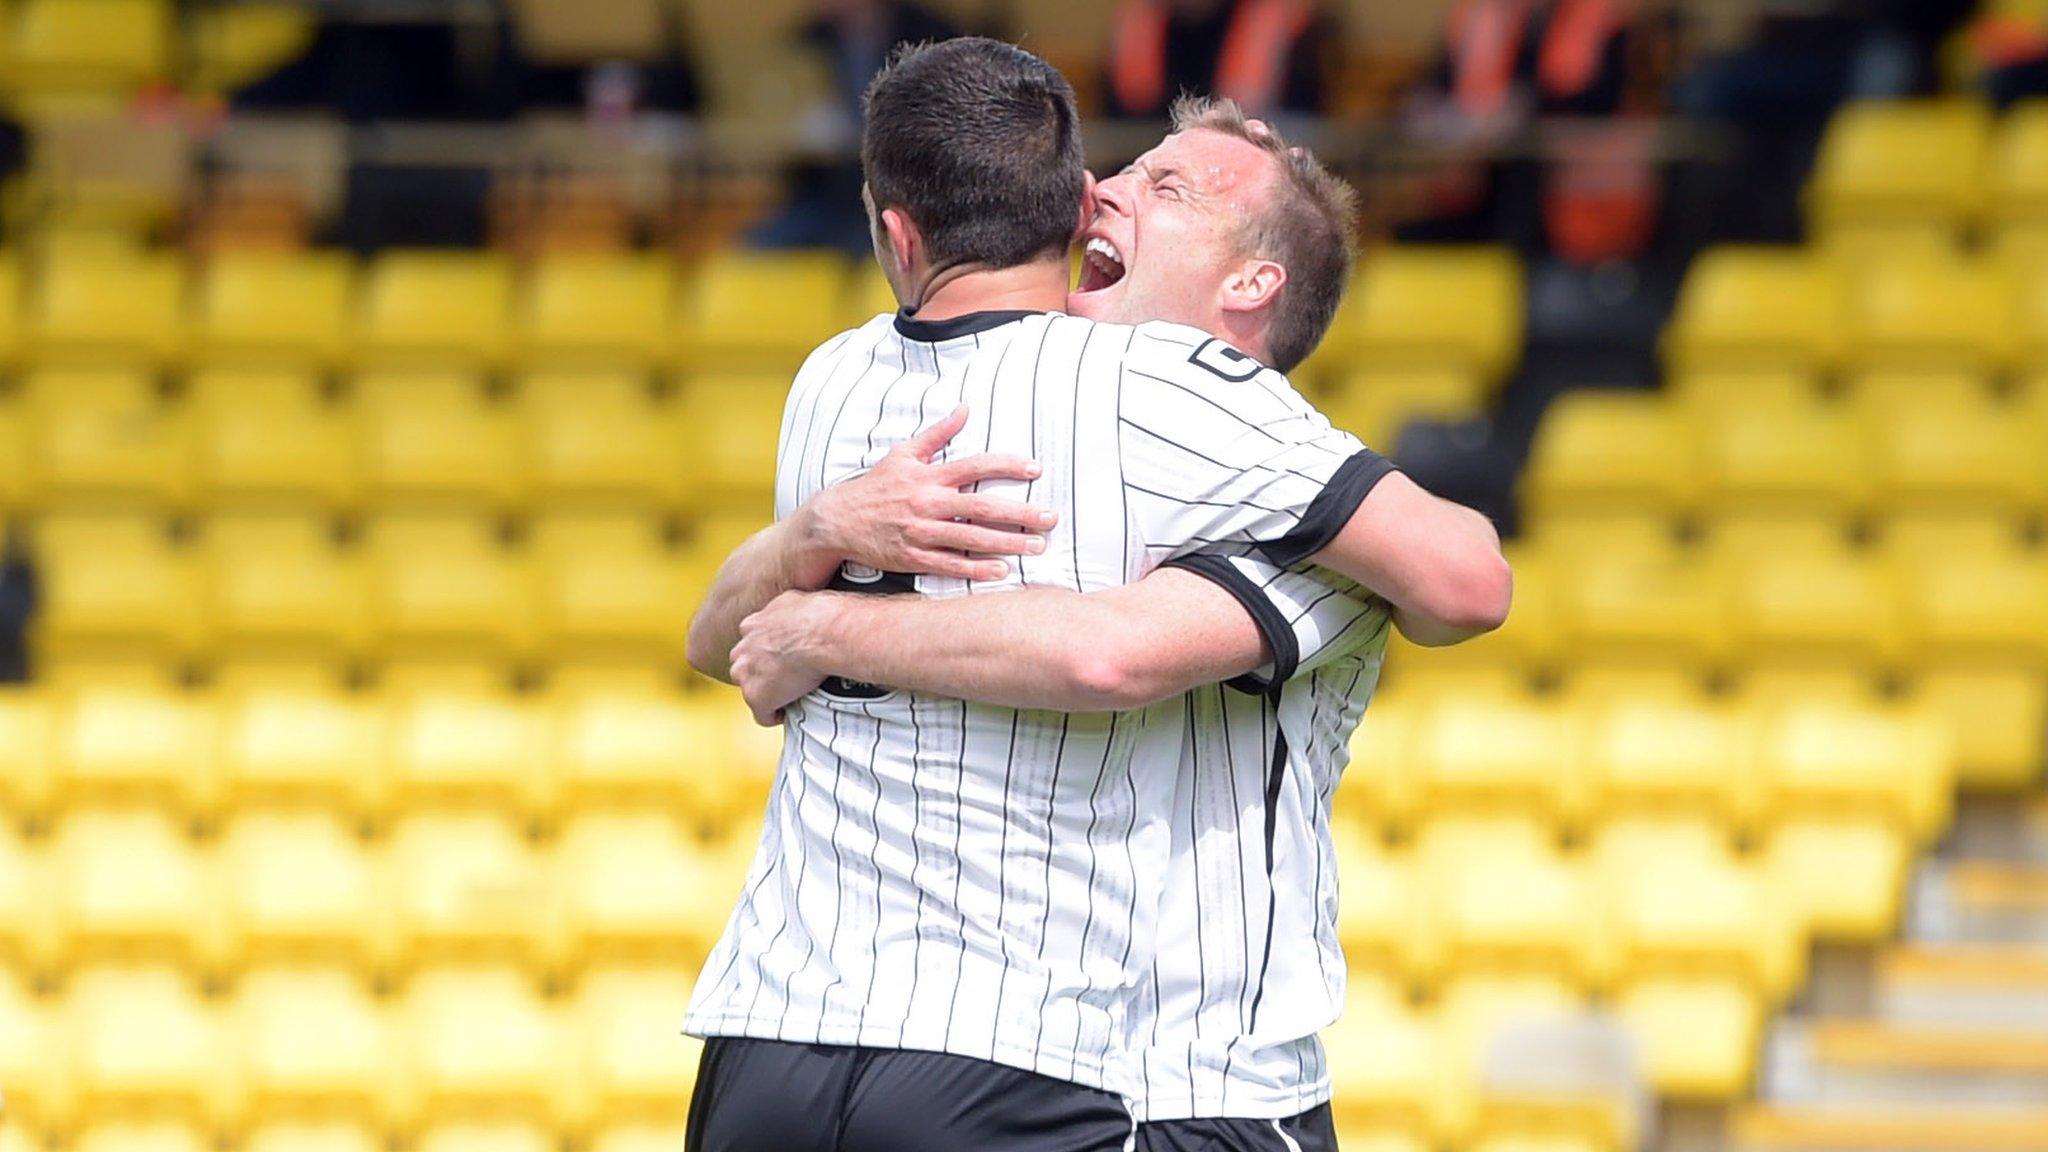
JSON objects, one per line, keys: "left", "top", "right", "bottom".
{"left": 1076, "top": 236, "right": 1127, "bottom": 294}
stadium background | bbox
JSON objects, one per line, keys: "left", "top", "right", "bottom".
{"left": 0, "top": 1, "right": 2044, "bottom": 1151}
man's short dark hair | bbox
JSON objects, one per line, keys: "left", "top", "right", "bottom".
{"left": 862, "top": 37, "right": 1085, "bottom": 271}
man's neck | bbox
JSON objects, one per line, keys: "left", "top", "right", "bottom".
{"left": 910, "top": 259, "right": 1070, "bottom": 322}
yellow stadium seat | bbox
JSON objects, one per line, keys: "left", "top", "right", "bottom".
{"left": 67, "top": 964, "right": 229, "bottom": 1122}
{"left": 1334, "top": 247, "right": 1524, "bottom": 383}
{"left": 387, "top": 691, "right": 552, "bottom": 820}
{"left": 0, "top": 822, "right": 51, "bottom": 975}
{"left": 1467, "top": 1136, "right": 1613, "bottom": 1152}
{"left": 1851, "top": 371, "right": 2042, "bottom": 515}
{"left": 1807, "top": 100, "right": 1990, "bottom": 254}
{"left": 0, "top": 253, "right": 22, "bottom": 368}
{"left": 23, "top": 368, "right": 191, "bottom": 510}
{"left": 0, "top": 966, "right": 67, "bottom": 1129}
{"left": 1330, "top": 1129, "right": 1432, "bottom": 1152}
{"left": 549, "top": 812, "right": 721, "bottom": 971}
{"left": 1592, "top": 819, "right": 1801, "bottom": 1002}
{"left": 1321, "top": 367, "right": 1489, "bottom": 451}
{"left": 2013, "top": 267, "right": 2048, "bottom": 368}
{"left": 184, "top": 1, "right": 318, "bottom": 94}
{"left": 389, "top": 814, "right": 545, "bottom": 970}
{"left": 1412, "top": 697, "right": 1581, "bottom": 828}
{"left": 520, "top": 255, "right": 674, "bottom": 369}
{"left": 1668, "top": 368, "right": 1819, "bottom": 413}
{"left": 379, "top": 659, "right": 513, "bottom": 697}
{"left": 1611, "top": 974, "right": 1761, "bottom": 1100}
{"left": 400, "top": 965, "right": 562, "bottom": 1126}
{"left": 1758, "top": 701, "right": 1953, "bottom": 845}
{"left": 235, "top": 965, "right": 394, "bottom": 1122}
{"left": 71, "top": 1127, "right": 210, "bottom": 1152}
{"left": 1336, "top": 695, "right": 1419, "bottom": 832}
{"left": 365, "top": 516, "right": 533, "bottom": 664}
{"left": 219, "top": 688, "right": 384, "bottom": 818}
{"left": 245, "top": 1125, "right": 384, "bottom": 1152}
{"left": 1663, "top": 248, "right": 1844, "bottom": 375}
{"left": 680, "top": 250, "right": 849, "bottom": 373}
{"left": 1718, "top": 541, "right": 1899, "bottom": 673}
{"left": 57, "top": 685, "right": 217, "bottom": 816}
{"left": 355, "top": 372, "right": 519, "bottom": 512}
{"left": 2, "top": 0, "right": 172, "bottom": 115}
{"left": 678, "top": 375, "right": 788, "bottom": 512}
{"left": 358, "top": 252, "right": 514, "bottom": 369}
{"left": 220, "top": 813, "right": 382, "bottom": 974}
{"left": 847, "top": 262, "right": 899, "bottom": 327}
{"left": 193, "top": 252, "right": 355, "bottom": 368}
{"left": 1585, "top": 698, "right": 1755, "bottom": 831}
{"left": 1421, "top": 823, "right": 1593, "bottom": 984}
{"left": 1549, "top": 542, "right": 1727, "bottom": 674}
{"left": 531, "top": 516, "right": 699, "bottom": 666}
{"left": 1845, "top": 255, "right": 2016, "bottom": 373}
{"left": 553, "top": 688, "right": 735, "bottom": 819}
{"left": 1521, "top": 391, "right": 1693, "bottom": 521}
{"left": 28, "top": 251, "right": 184, "bottom": 364}
{"left": 0, "top": 686, "right": 55, "bottom": 822}
{"left": 1893, "top": 543, "right": 2048, "bottom": 670}
{"left": 1702, "top": 514, "right": 1855, "bottom": 560}
{"left": 1988, "top": 99, "right": 2048, "bottom": 231}
{"left": 571, "top": 966, "right": 702, "bottom": 1126}
{"left": 189, "top": 369, "right": 357, "bottom": 511}
{"left": 518, "top": 372, "right": 688, "bottom": 510}
{"left": 1764, "top": 815, "right": 1912, "bottom": 942}
{"left": 203, "top": 514, "right": 368, "bottom": 667}
{"left": 1324, "top": 973, "right": 1446, "bottom": 1140}
{"left": 1691, "top": 396, "right": 1866, "bottom": 518}
{"left": 1910, "top": 666, "right": 2047, "bottom": 791}
{"left": 0, "top": 395, "right": 26, "bottom": 512}
{"left": 54, "top": 807, "right": 215, "bottom": 969}
{"left": 1435, "top": 973, "right": 1585, "bottom": 1085}
{"left": 415, "top": 1125, "right": 553, "bottom": 1152}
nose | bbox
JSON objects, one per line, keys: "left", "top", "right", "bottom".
{"left": 1092, "top": 173, "right": 1136, "bottom": 219}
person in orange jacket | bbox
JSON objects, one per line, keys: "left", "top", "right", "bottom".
{"left": 1102, "top": 0, "right": 1331, "bottom": 119}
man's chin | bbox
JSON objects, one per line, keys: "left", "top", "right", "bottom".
{"left": 1065, "top": 289, "right": 1119, "bottom": 321}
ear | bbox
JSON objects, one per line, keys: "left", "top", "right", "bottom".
{"left": 1074, "top": 171, "right": 1098, "bottom": 241}
{"left": 1219, "top": 258, "right": 1287, "bottom": 315}
{"left": 881, "top": 206, "right": 920, "bottom": 282}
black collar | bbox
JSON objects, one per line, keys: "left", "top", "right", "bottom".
{"left": 893, "top": 308, "right": 1043, "bottom": 342}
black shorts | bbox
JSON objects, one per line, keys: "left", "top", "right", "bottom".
{"left": 1134, "top": 1104, "right": 1338, "bottom": 1152}
{"left": 686, "top": 1036, "right": 1136, "bottom": 1152}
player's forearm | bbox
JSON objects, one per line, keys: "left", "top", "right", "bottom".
{"left": 685, "top": 510, "right": 843, "bottom": 683}
{"left": 1310, "top": 476, "right": 1511, "bottom": 647}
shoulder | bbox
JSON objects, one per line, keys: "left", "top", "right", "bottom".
{"left": 1123, "top": 322, "right": 1315, "bottom": 409}
{"left": 793, "top": 316, "right": 892, "bottom": 381}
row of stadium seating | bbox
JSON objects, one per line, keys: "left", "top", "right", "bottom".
{"left": 0, "top": 246, "right": 1523, "bottom": 383}
{"left": 1810, "top": 99, "right": 2048, "bottom": 253}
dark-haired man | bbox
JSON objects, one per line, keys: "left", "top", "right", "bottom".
{"left": 683, "top": 39, "right": 1507, "bottom": 1152}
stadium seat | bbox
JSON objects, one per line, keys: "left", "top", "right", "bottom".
{"left": 358, "top": 252, "right": 514, "bottom": 369}
{"left": 679, "top": 250, "right": 849, "bottom": 374}
{"left": 193, "top": 252, "right": 355, "bottom": 368}
{"left": 0, "top": 965, "right": 67, "bottom": 1129}
{"left": 54, "top": 807, "right": 215, "bottom": 969}
{"left": 0, "top": 395, "right": 26, "bottom": 513}
{"left": 23, "top": 368, "right": 191, "bottom": 510}
{"left": 1323, "top": 973, "right": 1447, "bottom": 1141}
{"left": 1690, "top": 395, "right": 1867, "bottom": 518}
{"left": 1844, "top": 255, "right": 2016, "bottom": 373}
{"left": 219, "top": 688, "right": 385, "bottom": 818}
{"left": 588, "top": 1126, "right": 692, "bottom": 1152}
{"left": 0, "top": 686, "right": 55, "bottom": 822}
{"left": 550, "top": 812, "right": 723, "bottom": 971}
{"left": 414, "top": 1124, "right": 556, "bottom": 1152}
{"left": 203, "top": 514, "right": 368, "bottom": 667}
{"left": 387, "top": 691, "right": 552, "bottom": 820}
{"left": 1988, "top": 99, "right": 2048, "bottom": 235}
{"left": 1662, "top": 248, "right": 1844, "bottom": 375}
{"left": 1611, "top": 974, "right": 1762, "bottom": 1100}
{"left": 67, "top": 963, "right": 229, "bottom": 1123}
{"left": 1850, "top": 371, "right": 2042, "bottom": 516}
{"left": 571, "top": 966, "right": 702, "bottom": 1126}
{"left": 1333, "top": 821, "right": 1429, "bottom": 982}
{"left": 520, "top": 255, "right": 674, "bottom": 369}
{"left": 1421, "top": 823, "right": 1593, "bottom": 985}
{"left": 355, "top": 372, "right": 519, "bottom": 512}
{"left": 2013, "top": 269, "right": 2048, "bottom": 369}
{"left": 1718, "top": 540, "right": 1899, "bottom": 673}
{"left": 189, "top": 370, "right": 357, "bottom": 511}
{"left": 244, "top": 1125, "right": 385, "bottom": 1152}
{"left": 1892, "top": 539, "right": 2048, "bottom": 668}
{"left": 1909, "top": 666, "right": 2048, "bottom": 791}
{"left": 1435, "top": 973, "right": 1585, "bottom": 1086}
{"left": 1411, "top": 696, "right": 1582, "bottom": 828}
{"left": 0, "top": 252, "right": 22, "bottom": 369}
{"left": 1548, "top": 540, "right": 1726, "bottom": 674}
{"left": 531, "top": 515, "right": 699, "bottom": 666}
{"left": 235, "top": 965, "right": 394, "bottom": 1122}
{"left": 1807, "top": 100, "right": 1990, "bottom": 254}
{"left": 1585, "top": 697, "right": 1755, "bottom": 831}
{"left": 517, "top": 372, "right": 688, "bottom": 510}
{"left": 401, "top": 964, "right": 563, "bottom": 1126}
{"left": 553, "top": 688, "right": 735, "bottom": 819}
{"left": 27, "top": 251, "right": 185, "bottom": 364}
{"left": 677, "top": 375, "right": 789, "bottom": 512}
{"left": 1667, "top": 368, "right": 1819, "bottom": 413}
{"left": 71, "top": 1127, "right": 211, "bottom": 1152}
{"left": 364, "top": 516, "right": 533, "bottom": 664}
{"left": 1320, "top": 367, "right": 1489, "bottom": 451}
{"left": 1521, "top": 391, "right": 1693, "bottom": 521}
{"left": 1757, "top": 701, "right": 1953, "bottom": 845}
{"left": 1335, "top": 695, "right": 1419, "bottom": 832}
{"left": 1764, "top": 815, "right": 1912, "bottom": 942}
{"left": 0, "top": 821, "right": 51, "bottom": 976}
{"left": 1332, "top": 247, "right": 1524, "bottom": 384}
{"left": 1591, "top": 817, "right": 1800, "bottom": 1000}
{"left": 388, "top": 813, "right": 545, "bottom": 970}
{"left": 57, "top": 685, "right": 217, "bottom": 817}
{"left": 219, "top": 811, "right": 383, "bottom": 973}
{"left": 846, "top": 262, "right": 899, "bottom": 327}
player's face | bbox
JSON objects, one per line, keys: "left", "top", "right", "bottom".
{"left": 1068, "top": 128, "right": 1278, "bottom": 332}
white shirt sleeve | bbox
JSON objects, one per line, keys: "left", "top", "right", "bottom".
{"left": 1162, "top": 551, "right": 1390, "bottom": 693}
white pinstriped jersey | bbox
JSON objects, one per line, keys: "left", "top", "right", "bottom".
{"left": 1133, "top": 554, "right": 1391, "bottom": 1122}
{"left": 684, "top": 309, "right": 1384, "bottom": 1097}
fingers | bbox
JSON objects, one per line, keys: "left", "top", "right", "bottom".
{"left": 916, "top": 522, "right": 1046, "bottom": 558}
{"left": 936, "top": 452, "right": 1041, "bottom": 488}
{"left": 944, "top": 492, "right": 1058, "bottom": 531}
{"left": 900, "top": 404, "right": 970, "bottom": 462}
{"left": 907, "top": 549, "right": 1011, "bottom": 582}
{"left": 750, "top": 702, "right": 784, "bottom": 727}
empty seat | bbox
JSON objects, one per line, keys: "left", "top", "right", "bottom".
{"left": 1895, "top": 538, "right": 2048, "bottom": 669}
{"left": 365, "top": 516, "right": 533, "bottom": 664}
{"left": 518, "top": 372, "right": 688, "bottom": 510}
{"left": 520, "top": 255, "right": 674, "bottom": 369}
{"left": 245, "top": 1125, "right": 385, "bottom": 1152}
{"left": 1585, "top": 698, "right": 1754, "bottom": 831}
{"left": 1765, "top": 815, "right": 1912, "bottom": 942}
{"left": 680, "top": 250, "right": 849, "bottom": 373}
{"left": 193, "top": 252, "right": 355, "bottom": 367}
{"left": 31, "top": 514, "right": 200, "bottom": 668}
{"left": 359, "top": 252, "right": 514, "bottom": 369}
{"left": 1691, "top": 396, "right": 1867, "bottom": 517}
{"left": 3, "top": 0, "right": 173, "bottom": 111}
{"left": 70, "top": 1127, "right": 210, "bottom": 1152}
{"left": 0, "top": 252, "right": 22, "bottom": 369}
{"left": 551, "top": 813, "right": 724, "bottom": 971}
{"left": 68, "top": 963, "right": 229, "bottom": 1122}
{"left": 1321, "top": 367, "right": 1488, "bottom": 451}
{"left": 1758, "top": 701, "right": 1953, "bottom": 845}
{"left": 1988, "top": 98, "right": 2048, "bottom": 232}
{"left": 219, "top": 689, "right": 384, "bottom": 817}
{"left": 356, "top": 372, "right": 519, "bottom": 512}
{"left": 1844, "top": 255, "right": 2015, "bottom": 373}
{"left": 1334, "top": 247, "right": 1524, "bottom": 383}
{"left": 54, "top": 807, "right": 215, "bottom": 968}
{"left": 1549, "top": 542, "right": 1727, "bottom": 674}
{"left": 387, "top": 692, "right": 552, "bottom": 819}
{"left": 1910, "top": 666, "right": 2048, "bottom": 791}
{"left": 1612, "top": 974, "right": 1762, "bottom": 1101}
{"left": 1336, "top": 696, "right": 1420, "bottom": 832}
{"left": 389, "top": 813, "right": 545, "bottom": 969}
{"left": 1807, "top": 100, "right": 1989, "bottom": 253}
{"left": 572, "top": 966, "right": 702, "bottom": 1125}
{"left": 532, "top": 516, "right": 699, "bottom": 666}
{"left": 1323, "top": 973, "right": 1446, "bottom": 1140}
{"left": 401, "top": 965, "right": 563, "bottom": 1125}
{"left": 1411, "top": 697, "right": 1580, "bottom": 827}
{"left": 414, "top": 1125, "right": 554, "bottom": 1152}
{"left": 1668, "top": 368, "right": 1819, "bottom": 413}
{"left": 1663, "top": 248, "right": 1843, "bottom": 375}
{"left": 0, "top": 966, "right": 67, "bottom": 1129}
{"left": 57, "top": 685, "right": 217, "bottom": 816}
{"left": 1592, "top": 819, "right": 1800, "bottom": 1002}
{"left": 23, "top": 368, "right": 190, "bottom": 509}
{"left": 554, "top": 688, "right": 735, "bottom": 818}
{"left": 1521, "top": 391, "right": 1692, "bottom": 521}
{"left": 1421, "top": 824, "right": 1592, "bottom": 983}
{"left": 220, "top": 812, "right": 382, "bottom": 973}
{"left": 588, "top": 1126, "right": 691, "bottom": 1152}
{"left": 1851, "top": 371, "right": 2041, "bottom": 515}
{"left": 190, "top": 370, "right": 356, "bottom": 510}
{"left": 1719, "top": 541, "right": 1899, "bottom": 672}
{"left": 0, "top": 394, "right": 26, "bottom": 511}
{"left": 235, "top": 965, "right": 394, "bottom": 1121}
{"left": 204, "top": 514, "right": 368, "bottom": 667}
{"left": 0, "top": 686, "right": 56, "bottom": 822}
{"left": 677, "top": 375, "right": 788, "bottom": 511}
{"left": 27, "top": 251, "right": 185, "bottom": 364}
{"left": 0, "top": 823, "right": 51, "bottom": 977}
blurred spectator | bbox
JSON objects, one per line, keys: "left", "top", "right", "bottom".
{"left": 1100, "top": 0, "right": 1332, "bottom": 120}
{"left": 748, "top": 0, "right": 962, "bottom": 254}
{"left": 233, "top": 16, "right": 515, "bottom": 121}
{"left": 1963, "top": 0, "right": 2048, "bottom": 108}
{"left": 0, "top": 540, "right": 33, "bottom": 684}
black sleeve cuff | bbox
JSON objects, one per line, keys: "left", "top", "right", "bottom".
{"left": 1161, "top": 553, "right": 1297, "bottom": 697}
{"left": 1259, "top": 448, "right": 1399, "bottom": 568}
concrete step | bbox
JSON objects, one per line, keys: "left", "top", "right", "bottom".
{"left": 1765, "top": 1017, "right": 2048, "bottom": 1108}
{"left": 1874, "top": 944, "right": 2048, "bottom": 1029}
{"left": 1908, "top": 861, "right": 2048, "bottom": 945}
{"left": 1730, "top": 1104, "right": 2048, "bottom": 1152}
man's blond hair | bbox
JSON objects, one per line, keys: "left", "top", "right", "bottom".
{"left": 1168, "top": 94, "right": 1359, "bottom": 373}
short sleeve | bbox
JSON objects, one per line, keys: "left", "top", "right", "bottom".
{"left": 1162, "top": 552, "right": 1391, "bottom": 694}
{"left": 1118, "top": 333, "right": 1396, "bottom": 567}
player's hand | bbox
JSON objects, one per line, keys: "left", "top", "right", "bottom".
{"left": 802, "top": 405, "right": 1057, "bottom": 582}
{"left": 732, "top": 590, "right": 836, "bottom": 725}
